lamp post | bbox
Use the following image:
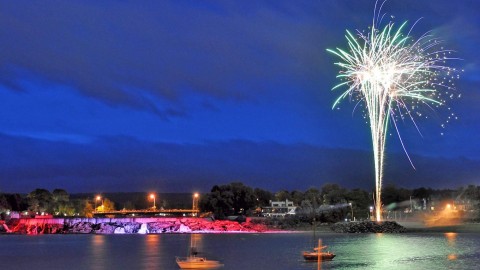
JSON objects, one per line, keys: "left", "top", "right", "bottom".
{"left": 192, "top": 193, "right": 199, "bottom": 217}
{"left": 149, "top": 194, "right": 156, "bottom": 209}
{"left": 349, "top": 202, "right": 354, "bottom": 221}
{"left": 95, "top": 196, "right": 102, "bottom": 212}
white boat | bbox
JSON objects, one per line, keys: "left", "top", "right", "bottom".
{"left": 176, "top": 256, "right": 224, "bottom": 269}
{"left": 176, "top": 234, "right": 223, "bottom": 269}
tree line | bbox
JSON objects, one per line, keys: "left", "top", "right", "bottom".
{"left": 2, "top": 184, "right": 480, "bottom": 221}
{"left": 0, "top": 188, "right": 116, "bottom": 218}
{"left": 200, "top": 182, "right": 480, "bottom": 222}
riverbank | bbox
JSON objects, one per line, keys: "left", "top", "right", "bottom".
{"left": 0, "top": 217, "right": 270, "bottom": 234}
{"left": 3, "top": 217, "right": 480, "bottom": 235}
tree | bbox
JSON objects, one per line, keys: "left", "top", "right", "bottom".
{"left": 275, "top": 190, "right": 292, "bottom": 201}
{"left": 0, "top": 194, "right": 9, "bottom": 213}
{"left": 253, "top": 188, "right": 273, "bottom": 207}
{"left": 321, "top": 184, "right": 347, "bottom": 205}
{"left": 83, "top": 200, "right": 94, "bottom": 218}
{"left": 5, "top": 194, "right": 25, "bottom": 211}
{"left": 98, "top": 198, "right": 115, "bottom": 212}
{"left": 290, "top": 190, "right": 305, "bottom": 206}
{"left": 382, "top": 184, "right": 410, "bottom": 206}
{"left": 27, "top": 189, "right": 53, "bottom": 213}
{"left": 52, "top": 189, "right": 69, "bottom": 203}
{"left": 346, "top": 188, "right": 372, "bottom": 219}
{"left": 412, "top": 187, "right": 431, "bottom": 200}
{"left": 52, "top": 189, "right": 72, "bottom": 216}
{"left": 200, "top": 182, "right": 256, "bottom": 219}
{"left": 123, "top": 201, "right": 135, "bottom": 210}
{"left": 304, "top": 187, "right": 322, "bottom": 207}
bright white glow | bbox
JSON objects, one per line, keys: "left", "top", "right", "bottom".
{"left": 328, "top": 3, "right": 458, "bottom": 222}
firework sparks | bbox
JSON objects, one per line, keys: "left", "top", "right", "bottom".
{"left": 327, "top": 2, "right": 459, "bottom": 222}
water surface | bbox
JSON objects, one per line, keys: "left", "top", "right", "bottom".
{"left": 1, "top": 232, "right": 479, "bottom": 269}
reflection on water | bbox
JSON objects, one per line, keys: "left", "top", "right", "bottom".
{"left": 445, "top": 232, "right": 457, "bottom": 261}
{"left": 445, "top": 232, "right": 457, "bottom": 246}
{"left": 143, "top": 235, "right": 161, "bottom": 269}
{"left": 188, "top": 233, "right": 203, "bottom": 256}
{"left": 1, "top": 232, "right": 480, "bottom": 270}
{"left": 90, "top": 235, "right": 106, "bottom": 270}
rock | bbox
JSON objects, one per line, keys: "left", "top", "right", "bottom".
{"left": 178, "top": 224, "right": 192, "bottom": 233}
{"left": 138, "top": 223, "right": 149, "bottom": 234}
{"left": 123, "top": 222, "right": 141, "bottom": 233}
{"left": 95, "top": 223, "right": 117, "bottom": 234}
{"left": 330, "top": 221, "right": 407, "bottom": 233}
{"left": 69, "top": 222, "right": 93, "bottom": 234}
{"left": 114, "top": 227, "right": 126, "bottom": 234}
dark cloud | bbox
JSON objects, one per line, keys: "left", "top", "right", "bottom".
{"left": 0, "top": 134, "right": 477, "bottom": 193}
{"left": 0, "top": 0, "right": 335, "bottom": 113}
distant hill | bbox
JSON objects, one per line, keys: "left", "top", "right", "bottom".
{"left": 70, "top": 192, "right": 196, "bottom": 210}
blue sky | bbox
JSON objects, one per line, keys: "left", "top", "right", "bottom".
{"left": 0, "top": 0, "right": 479, "bottom": 193}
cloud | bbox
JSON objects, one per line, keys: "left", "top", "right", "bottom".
{"left": 0, "top": 0, "right": 338, "bottom": 115}
{"left": 0, "top": 133, "right": 478, "bottom": 193}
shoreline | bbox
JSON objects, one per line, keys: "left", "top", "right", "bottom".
{"left": 0, "top": 217, "right": 270, "bottom": 235}
{"left": 3, "top": 218, "right": 480, "bottom": 235}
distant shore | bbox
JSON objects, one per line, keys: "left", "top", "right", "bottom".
{"left": 0, "top": 217, "right": 270, "bottom": 235}
{"left": 3, "top": 217, "right": 480, "bottom": 235}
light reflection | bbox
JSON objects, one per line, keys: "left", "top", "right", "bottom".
{"left": 90, "top": 235, "right": 106, "bottom": 270}
{"left": 143, "top": 235, "right": 161, "bottom": 268}
{"left": 447, "top": 254, "right": 458, "bottom": 261}
{"left": 445, "top": 232, "right": 458, "bottom": 261}
{"left": 190, "top": 233, "right": 203, "bottom": 256}
{"left": 445, "top": 232, "right": 457, "bottom": 246}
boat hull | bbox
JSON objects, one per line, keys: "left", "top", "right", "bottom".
{"left": 176, "top": 257, "right": 224, "bottom": 269}
{"left": 302, "top": 252, "right": 336, "bottom": 261}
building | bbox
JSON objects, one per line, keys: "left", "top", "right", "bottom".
{"left": 261, "top": 199, "right": 297, "bottom": 217}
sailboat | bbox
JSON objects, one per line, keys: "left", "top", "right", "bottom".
{"left": 302, "top": 245, "right": 336, "bottom": 261}
{"left": 302, "top": 218, "right": 336, "bottom": 261}
{"left": 176, "top": 234, "right": 224, "bottom": 269}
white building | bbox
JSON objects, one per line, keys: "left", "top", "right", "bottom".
{"left": 261, "top": 199, "right": 297, "bottom": 217}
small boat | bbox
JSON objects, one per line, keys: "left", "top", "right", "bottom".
{"left": 303, "top": 245, "right": 336, "bottom": 261}
{"left": 176, "top": 234, "right": 223, "bottom": 269}
{"left": 176, "top": 256, "right": 224, "bottom": 269}
{"left": 303, "top": 219, "right": 336, "bottom": 262}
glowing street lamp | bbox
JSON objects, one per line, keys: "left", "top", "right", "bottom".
{"left": 149, "top": 194, "right": 156, "bottom": 209}
{"left": 95, "top": 196, "right": 102, "bottom": 212}
{"left": 192, "top": 193, "right": 199, "bottom": 217}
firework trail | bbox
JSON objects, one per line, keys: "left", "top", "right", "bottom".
{"left": 327, "top": 1, "right": 459, "bottom": 222}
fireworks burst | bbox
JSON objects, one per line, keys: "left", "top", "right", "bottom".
{"left": 327, "top": 1, "right": 459, "bottom": 222}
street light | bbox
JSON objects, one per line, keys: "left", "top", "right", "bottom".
{"left": 192, "top": 193, "right": 199, "bottom": 217}
{"left": 95, "top": 196, "right": 102, "bottom": 212}
{"left": 149, "top": 194, "right": 156, "bottom": 209}
{"left": 349, "top": 202, "right": 354, "bottom": 221}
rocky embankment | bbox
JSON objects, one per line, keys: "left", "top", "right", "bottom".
{"left": 0, "top": 217, "right": 268, "bottom": 234}
{"left": 330, "top": 221, "right": 407, "bottom": 233}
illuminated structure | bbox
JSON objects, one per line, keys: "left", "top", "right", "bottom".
{"left": 192, "top": 193, "right": 199, "bottom": 217}
{"left": 149, "top": 194, "right": 156, "bottom": 209}
{"left": 95, "top": 195, "right": 103, "bottom": 212}
{"left": 261, "top": 199, "right": 297, "bottom": 217}
{"left": 328, "top": 2, "right": 458, "bottom": 221}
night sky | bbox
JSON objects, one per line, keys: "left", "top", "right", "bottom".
{"left": 0, "top": 0, "right": 479, "bottom": 193}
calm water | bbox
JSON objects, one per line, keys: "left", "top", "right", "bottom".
{"left": 1, "top": 232, "right": 480, "bottom": 270}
